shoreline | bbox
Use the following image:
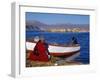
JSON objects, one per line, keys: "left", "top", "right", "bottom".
{"left": 26, "top": 52, "right": 83, "bottom": 67}
{"left": 26, "top": 30, "right": 89, "bottom": 33}
{"left": 26, "top": 59, "right": 83, "bottom": 67}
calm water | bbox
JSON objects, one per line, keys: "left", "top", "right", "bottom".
{"left": 26, "top": 31, "right": 90, "bottom": 64}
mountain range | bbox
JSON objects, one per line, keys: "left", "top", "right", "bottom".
{"left": 26, "top": 20, "right": 89, "bottom": 32}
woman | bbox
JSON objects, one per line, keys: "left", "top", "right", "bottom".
{"left": 29, "top": 37, "right": 51, "bottom": 62}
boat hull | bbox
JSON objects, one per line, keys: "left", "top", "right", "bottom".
{"left": 26, "top": 42, "right": 80, "bottom": 57}
{"left": 50, "top": 50, "right": 80, "bottom": 57}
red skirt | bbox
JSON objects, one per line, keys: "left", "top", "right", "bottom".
{"left": 29, "top": 51, "right": 49, "bottom": 62}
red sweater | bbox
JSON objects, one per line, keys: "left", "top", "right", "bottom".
{"left": 29, "top": 40, "right": 50, "bottom": 62}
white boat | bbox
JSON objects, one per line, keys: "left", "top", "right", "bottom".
{"left": 26, "top": 41, "right": 80, "bottom": 58}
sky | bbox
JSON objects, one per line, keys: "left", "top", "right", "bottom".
{"left": 26, "top": 12, "right": 89, "bottom": 25}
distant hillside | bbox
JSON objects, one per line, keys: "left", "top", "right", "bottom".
{"left": 26, "top": 20, "right": 89, "bottom": 32}
{"left": 26, "top": 20, "right": 47, "bottom": 31}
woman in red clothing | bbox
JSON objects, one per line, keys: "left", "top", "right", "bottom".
{"left": 29, "top": 37, "right": 51, "bottom": 62}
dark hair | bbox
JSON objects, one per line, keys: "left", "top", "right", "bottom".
{"left": 72, "top": 37, "right": 76, "bottom": 40}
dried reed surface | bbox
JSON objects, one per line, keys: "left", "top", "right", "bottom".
{"left": 26, "top": 52, "right": 82, "bottom": 67}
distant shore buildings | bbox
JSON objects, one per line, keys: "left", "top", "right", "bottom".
{"left": 46, "top": 28, "right": 89, "bottom": 32}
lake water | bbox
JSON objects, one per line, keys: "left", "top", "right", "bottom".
{"left": 26, "top": 31, "right": 90, "bottom": 64}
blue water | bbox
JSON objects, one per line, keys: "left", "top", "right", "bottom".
{"left": 26, "top": 31, "right": 90, "bottom": 64}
